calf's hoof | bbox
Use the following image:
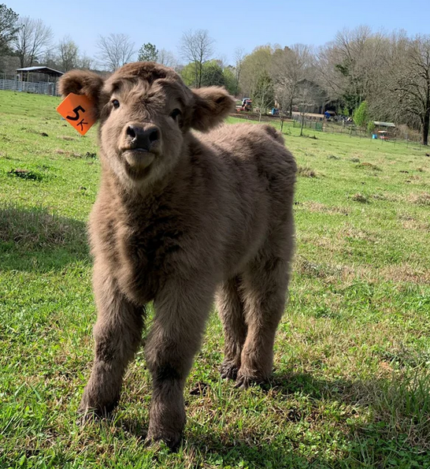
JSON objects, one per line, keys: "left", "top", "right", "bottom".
{"left": 234, "top": 370, "right": 268, "bottom": 389}
{"left": 220, "top": 361, "right": 239, "bottom": 380}
{"left": 78, "top": 388, "right": 119, "bottom": 420}
{"left": 145, "top": 429, "right": 183, "bottom": 452}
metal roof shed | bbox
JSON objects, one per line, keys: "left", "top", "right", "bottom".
{"left": 12, "top": 66, "right": 64, "bottom": 95}
{"left": 373, "top": 121, "right": 396, "bottom": 140}
{"left": 16, "top": 66, "right": 64, "bottom": 82}
{"left": 373, "top": 121, "right": 396, "bottom": 128}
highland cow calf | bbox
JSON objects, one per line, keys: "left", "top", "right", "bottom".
{"left": 59, "top": 62, "right": 296, "bottom": 450}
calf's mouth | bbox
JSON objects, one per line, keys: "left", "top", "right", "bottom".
{"left": 122, "top": 148, "right": 156, "bottom": 170}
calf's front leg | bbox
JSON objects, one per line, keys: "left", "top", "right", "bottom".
{"left": 79, "top": 268, "right": 144, "bottom": 417}
{"left": 145, "top": 280, "right": 213, "bottom": 450}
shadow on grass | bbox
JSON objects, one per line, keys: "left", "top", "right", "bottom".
{"left": 0, "top": 205, "right": 89, "bottom": 271}
{"left": 263, "top": 371, "right": 430, "bottom": 466}
{"left": 114, "top": 371, "right": 430, "bottom": 468}
{"left": 115, "top": 416, "right": 326, "bottom": 468}
{"left": 184, "top": 431, "right": 323, "bottom": 468}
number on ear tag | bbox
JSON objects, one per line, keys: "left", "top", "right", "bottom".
{"left": 57, "top": 93, "right": 97, "bottom": 136}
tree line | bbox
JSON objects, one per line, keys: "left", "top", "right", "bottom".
{"left": 1, "top": 4, "right": 429, "bottom": 144}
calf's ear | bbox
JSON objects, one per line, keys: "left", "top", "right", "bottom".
{"left": 191, "top": 87, "right": 235, "bottom": 132}
{"left": 58, "top": 70, "right": 104, "bottom": 117}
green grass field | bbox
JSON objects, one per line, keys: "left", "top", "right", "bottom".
{"left": 1, "top": 90, "right": 430, "bottom": 468}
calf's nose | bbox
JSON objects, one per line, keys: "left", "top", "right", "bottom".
{"left": 126, "top": 124, "right": 161, "bottom": 152}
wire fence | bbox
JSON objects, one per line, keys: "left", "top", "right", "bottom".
{"left": 0, "top": 75, "right": 59, "bottom": 96}
{"left": 291, "top": 119, "right": 324, "bottom": 132}
{"left": 290, "top": 115, "right": 423, "bottom": 144}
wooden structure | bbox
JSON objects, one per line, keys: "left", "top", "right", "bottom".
{"left": 16, "top": 66, "right": 63, "bottom": 83}
{"left": 373, "top": 121, "right": 396, "bottom": 140}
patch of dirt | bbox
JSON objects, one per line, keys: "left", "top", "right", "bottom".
{"left": 339, "top": 225, "right": 379, "bottom": 243}
{"left": 295, "top": 256, "right": 361, "bottom": 281}
{"left": 297, "top": 166, "right": 317, "bottom": 178}
{"left": 7, "top": 169, "right": 43, "bottom": 181}
{"left": 401, "top": 220, "right": 429, "bottom": 231}
{"left": 371, "top": 193, "right": 387, "bottom": 200}
{"left": 351, "top": 193, "right": 369, "bottom": 203}
{"left": 303, "top": 201, "right": 350, "bottom": 216}
{"left": 399, "top": 216, "right": 429, "bottom": 231}
{"left": 380, "top": 265, "right": 430, "bottom": 284}
{"left": 408, "top": 193, "right": 430, "bottom": 206}
{"left": 356, "top": 162, "right": 382, "bottom": 171}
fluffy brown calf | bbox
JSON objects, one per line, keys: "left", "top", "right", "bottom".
{"left": 59, "top": 62, "right": 296, "bottom": 450}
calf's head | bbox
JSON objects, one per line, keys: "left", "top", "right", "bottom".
{"left": 59, "top": 62, "right": 234, "bottom": 187}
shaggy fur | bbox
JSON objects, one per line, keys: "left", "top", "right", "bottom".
{"left": 59, "top": 62, "right": 297, "bottom": 450}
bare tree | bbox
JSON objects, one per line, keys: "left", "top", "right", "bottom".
{"left": 41, "top": 48, "right": 56, "bottom": 69}
{"left": 14, "top": 17, "right": 52, "bottom": 67}
{"left": 234, "top": 47, "right": 245, "bottom": 95}
{"left": 253, "top": 70, "right": 275, "bottom": 121}
{"left": 271, "top": 44, "right": 314, "bottom": 117}
{"left": 157, "top": 48, "right": 177, "bottom": 68}
{"left": 316, "top": 26, "right": 387, "bottom": 113}
{"left": 296, "top": 79, "right": 326, "bottom": 136}
{"left": 362, "top": 31, "right": 430, "bottom": 144}
{"left": 180, "top": 29, "right": 214, "bottom": 87}
{"left": 391, "top": 35, "right": 430, "bottom": 145}
{"left": 77, "top": 53, "right": 93, "bottom": 70}
{"left": 58, "top": 36, "right": 78, "bottom": 72}
{"left": 97, "top": 33, "right": 135, "bottom": 71}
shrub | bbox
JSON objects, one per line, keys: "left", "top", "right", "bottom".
{"left": 353, "top": 101, "right": 369, "bottom": 128}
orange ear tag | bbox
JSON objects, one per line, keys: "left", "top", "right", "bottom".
{"left": 56, "top": 93, "right": 97, "bottom": 136}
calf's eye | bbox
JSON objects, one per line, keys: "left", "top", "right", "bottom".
{"left": 112, "top": 99, "right": 120, "bottom": 109}
{"left": 170, "top": 108, "right": 181, "bottom": 121}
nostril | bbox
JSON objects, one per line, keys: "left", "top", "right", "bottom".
{"left": 125, "top": 125, "right": 160, "bottom": 151}
{"left": 148, "top": 128, "right": 160, "bottom": 143}
{"left": 126, "top": 126, "right": 136, "bottom": 139}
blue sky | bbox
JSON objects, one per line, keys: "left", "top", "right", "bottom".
{"left": 8, "top": 0, "right": 430, "bottom": 64}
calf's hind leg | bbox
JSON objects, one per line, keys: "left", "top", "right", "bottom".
{"left": 237, "top": 254, "right": 292, "bottom": 388}
{"left": 79, "top": 268, "right": 144, "bottom": 417}
{"left": 216, "top": 276, "right": 247, "bottom": 380}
